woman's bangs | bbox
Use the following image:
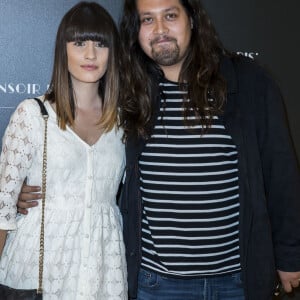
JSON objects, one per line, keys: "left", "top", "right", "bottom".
{"left": 66, "top": 28, "right": 109, "bottom": 46}
{"left": 65, "top": 14, "right": 110, "bottom": 47}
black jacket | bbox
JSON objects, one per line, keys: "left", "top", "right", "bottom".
{"left": 119, "top": 56, "right": 300, "bottom": 300}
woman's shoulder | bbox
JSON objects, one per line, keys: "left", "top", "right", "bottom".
{"left": 15, "top": 95, "right": 46, "bottom": 115}
{"left": 7, "top": 96, "right": 48, "bottom": 128}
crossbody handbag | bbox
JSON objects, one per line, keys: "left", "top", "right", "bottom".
{"left": 0, "top": 98, "right": 48, "bottom": 299}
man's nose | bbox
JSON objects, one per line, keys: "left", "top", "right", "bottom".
{"left": 153, "top": 19, "right": 169, "bottom": 35}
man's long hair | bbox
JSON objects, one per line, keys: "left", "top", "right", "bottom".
{"left": 119, "top": 0, "right": 230, "bottom": 139}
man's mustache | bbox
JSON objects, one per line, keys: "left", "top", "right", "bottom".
{"left": 150, "top": 35, "right": 177, "bottom": 46}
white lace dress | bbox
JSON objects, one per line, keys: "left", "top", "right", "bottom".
{"left": 0, "top": 98, "right": 128, "bottom": 300}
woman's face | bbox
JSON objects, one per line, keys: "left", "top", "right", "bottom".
{"left": 66, "top": 40, "right": 109, "bottom": 85}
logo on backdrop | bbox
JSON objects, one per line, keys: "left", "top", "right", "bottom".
{"left": 236, "top": 51, "right": 259, "bottom": 60}
{"left": 0, "top": 83, "right": 50, "bottom": 95}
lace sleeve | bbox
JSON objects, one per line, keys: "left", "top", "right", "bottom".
{"left": 0, "top": 100, "right": 37, "bottom": 230}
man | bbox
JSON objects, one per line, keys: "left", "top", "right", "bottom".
{"left": 18, "top": 0, "right": 300, "bottom": 299}
{"left": 117, "top": 0, "right": 300, "bottom": 299}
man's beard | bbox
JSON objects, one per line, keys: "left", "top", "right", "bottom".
{"left": 150, "top": 36, "right": 180, "bottom": 66}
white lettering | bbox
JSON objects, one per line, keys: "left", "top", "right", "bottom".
{"left": 8, "top": 83, "right": 14, "bottom": 93}
{"left": 15, "top": 83, "right": 26, "bottom": 94}
{"left": 32, "top": 84, "right": 41, "bottom": 94}
{"left": 236, "top": 51, "right": 259, "bottom": 60}
{"left": 0, "top": 84, "right": 6, "bottom": 93}
{"left": 0, "top": 83, "right": 45, "bottom": 94}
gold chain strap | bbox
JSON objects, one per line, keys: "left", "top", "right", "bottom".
{"left": 37, "top": 113, "right": 48, "bottom": 295}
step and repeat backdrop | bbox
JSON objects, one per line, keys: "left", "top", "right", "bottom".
{"left": 0, "top": 1, "right": 299, "bottom": 299}
{"left": 0, "top": 0, "right": 122, "bottom": 149}
{"left": 0, "top": 0, "right": 299, "bottom": 163}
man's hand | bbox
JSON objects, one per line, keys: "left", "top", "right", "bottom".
{"left": 17, "top": 183, "right": 41, "bottom": 215}
{"left": 277, "top": 270, "right": 300, "bottom": 293}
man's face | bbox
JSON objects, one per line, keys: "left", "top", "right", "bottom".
{"left": 137, "top": 0, "right": 192, "bottom": 72}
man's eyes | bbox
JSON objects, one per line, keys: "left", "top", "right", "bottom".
{"left": 166, "top": 13, "right": 177, "bottom": 20}
{"left": 141, "top": 17, "right": 153, "bottom": 24}
{"left": 140, "top": 13, "right": 178, "bottom": 24}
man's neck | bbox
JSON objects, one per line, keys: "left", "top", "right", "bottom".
{"left": 160, "top": 64, "right": 181, "bottom": 82}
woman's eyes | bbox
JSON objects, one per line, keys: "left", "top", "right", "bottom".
{"left": 73, "top": 41, "right": 105, "bottom": 48}
{"left": 95, "top": 42, "right": 105, "bottom": 48}
{"left": 74, "top": 41, "right": 85, "bottom": 46}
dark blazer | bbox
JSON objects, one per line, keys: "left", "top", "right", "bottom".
{"left": 119, "top": 56, "right": 300, "bottom": 300}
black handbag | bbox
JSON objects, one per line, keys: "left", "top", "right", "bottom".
{"left": 0, "top": 284, "right": 43, "bottom": 300}
{"left": 0, "top": 98, "right": 48, "bottom": 299}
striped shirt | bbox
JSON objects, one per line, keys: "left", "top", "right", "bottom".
{"left": 139, "top": 80, "right": 241, "bottom": 278}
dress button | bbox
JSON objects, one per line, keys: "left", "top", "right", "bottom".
{"left": 85, "top": 234, "right": 89, "bottom": 238}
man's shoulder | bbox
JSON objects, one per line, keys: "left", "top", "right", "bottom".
{"left": 221, "top": 55, "right": 268, "bottom": 79}
{"left": 220, "top": 55, "right": 275, "bottom": 93}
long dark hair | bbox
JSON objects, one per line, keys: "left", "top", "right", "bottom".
{"left": 46, "top": 1, "right": 120, "bottom": 131}
{"left": 119, "top": 0, "right": 231, "bottom": 138}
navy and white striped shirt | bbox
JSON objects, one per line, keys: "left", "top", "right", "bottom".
{"left": 139, "top": 80, "right": 241, "bottom": 278}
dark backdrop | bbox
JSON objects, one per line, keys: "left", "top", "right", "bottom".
{"left": 202, "top": 0, "right": 300, "bottom": 163}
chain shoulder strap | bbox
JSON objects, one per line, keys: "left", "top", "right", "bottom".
{"left": 33, "top": 98, "right": 49, "bottom": 295}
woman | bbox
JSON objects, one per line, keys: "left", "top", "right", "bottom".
{"left": 0, "top": 2, "right": 127, "bottom": 299}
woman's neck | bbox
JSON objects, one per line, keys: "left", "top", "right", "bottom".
{"left": 72, "top": 82, "right": 102, "bottom": 110}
